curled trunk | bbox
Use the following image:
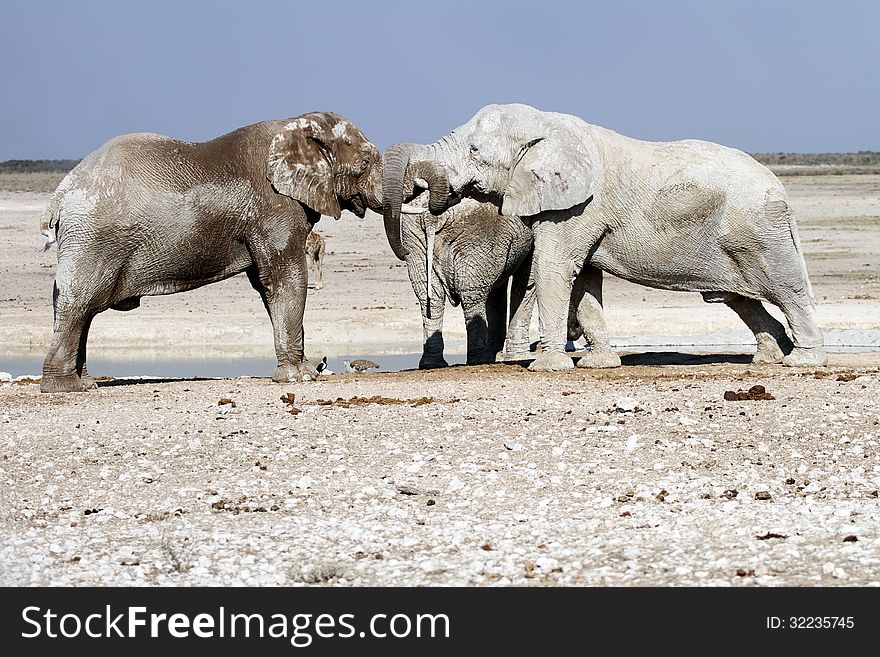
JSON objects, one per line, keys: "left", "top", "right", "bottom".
{"left": 382, "top": 143, "right": 449, "bottom": 260}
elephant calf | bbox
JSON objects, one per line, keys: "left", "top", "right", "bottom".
{"left": 393, "top": 197, "right": 534, "bottom": 368}
{"left": 40, "top": 112, "right": 383, "bottom": 392}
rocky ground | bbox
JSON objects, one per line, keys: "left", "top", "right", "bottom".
{"left": 0, "top": 174, "right": 878, "bottom": 586}
{"left": 1, "top": 357, "right": 878, "bottom": 586}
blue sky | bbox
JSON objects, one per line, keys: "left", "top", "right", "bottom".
{"left": 1, "top": 0, "right": 877, "bottom": 158}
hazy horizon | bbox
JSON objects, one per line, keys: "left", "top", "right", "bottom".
{"left": 2, "top": 0, "right": 878, "bottom": 159}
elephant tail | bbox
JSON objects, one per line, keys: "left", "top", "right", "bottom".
{"left": 38, "top": 192, "right": 63, "bottom": 252}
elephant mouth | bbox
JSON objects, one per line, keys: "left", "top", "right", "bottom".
{"left": 346, "top": 194, "right": 367, "bottom": 218}
{"left": 455, "top": 181, "right": 499, "bottom": 209}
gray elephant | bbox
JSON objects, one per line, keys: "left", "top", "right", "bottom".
{"left": 40, "top": 112, "right": 383, "bottom": 392}
{"left": 383, "top": 103, "right": 826, "bottom": 372}
{"left": 393, "top": 196, "right": 533, "bottom": 368}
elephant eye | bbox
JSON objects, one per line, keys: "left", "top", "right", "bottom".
{"left": 361, "top": 157, "right": 370, "bottom": 168}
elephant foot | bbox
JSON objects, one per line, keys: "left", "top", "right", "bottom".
{"left": 272, "top": 360, "right": 319, "bottom": 383}
{"left": 419, "top": 356, "right": 449, "bottom": 370}
{"left": 496, "top": 350, "right": 533, "bottom": 363}
{"left": 40, "top": 373, "right": 87, "bottom": 393}
{"left": 752, "top": 340, "right": 785, "bottom": 365}
{"left": 752, "top": 333, "right": 793, "bottom": 364}
{"left": 782, "top": 346, "right": 828, "bottom": 368}
{"left": 466, "top": 352, "right": 497, "bottom": 366}
{"left": 575, "top": 349, "right": 621, "bottom": 369}
{"left": 528, "top": 351, "right": 574, "bottom": 372}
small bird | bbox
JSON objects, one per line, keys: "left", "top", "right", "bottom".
{"left": 342, "top": 359, "right": 379, "bottom": 374}
{"left": 315, "top": 356, "right": 334, "bottom": 376}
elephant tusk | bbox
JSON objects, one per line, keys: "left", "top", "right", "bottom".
{"left": 400, "top": 203, "right": 426, "bottom": 214}
{"left": 414, "top": 177, "right": 429, "bottom": 189}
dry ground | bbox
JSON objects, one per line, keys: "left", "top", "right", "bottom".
{"left": 0, "top": 174, "right": 878, "bottom": 586}
{"left": 1, "top": 360, "right": 878, "bottom": 586}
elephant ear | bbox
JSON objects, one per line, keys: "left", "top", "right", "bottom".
{"left": 267, "top": 119, "right": 341, "bottom": 219}
{"left": 502, "top": 133, "right": 595, "bottom": 218}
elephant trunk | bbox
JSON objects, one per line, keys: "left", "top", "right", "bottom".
{"left": 382, "top": 142, "right": 450, "bottom": 260}
{"left": 424, "top": 213, "right": 438, "bottom": 320}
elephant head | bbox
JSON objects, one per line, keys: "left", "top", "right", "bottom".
{"left": 382, "top": 103, "right": 598, "bottom": 253}
{"left": 267, "top": 112, "right": 384, "bottom": 219}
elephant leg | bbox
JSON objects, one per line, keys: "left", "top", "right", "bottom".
{"left": 498, "top": 252, "right": 535, "bottom": 361}
{"left": 528, "top": 223, "right": 576, "bottom": 372}
{"left": 419, "top": 287, "right": 449, "bottom": 370}
{"left": 245, "top": 244, "right": 317, "bottom": 382}
{"left": 77, "top": 316, "right": 98, "bottom": 389}
{"left": 42, "top": 278, "right": 102, "bottom": 393}
{"left": 718, "top": 294, "right": 794, "bottom": 364}
{"left": 316, "top": 255, "right": 324, "bottom": 290}
{"left": 462, "top": 294, "right": 492, "bottom": 365}
{"left": 776, "top": 299, "right": 827, "bottom": 367}
{"left": 406, "top": 253, "right": 449, "bottom": 369}
{"left": 572, "top": 265, "right": 620, "bottom": 369}
{"left": 486, "top": 284, "right": 508, "bottom": 358}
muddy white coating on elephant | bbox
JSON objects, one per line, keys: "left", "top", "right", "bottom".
{"left": 384, "top": 103, "right": 828, "bottom": 373}
{"left": 38, "top": 112, "right": 384, "bottom": 392}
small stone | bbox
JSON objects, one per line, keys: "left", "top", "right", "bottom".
{"left": 843, "top": 535, "right": 858, "bottom": 542}
{"left": 535, "top": 556, "right": 559, "bottom": 572}
{"left": 446, "top": 477, "right": 465, "bottom": 493}
{"left": 504, "top": 440, "right": 523, "bottom": 451}
{"left": 755, "top": 491, "right": 772, "bottom": 500}
{"left": 614, "top": 398, "right": 640, "bottom": 413}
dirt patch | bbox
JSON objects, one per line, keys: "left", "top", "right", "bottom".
{"left": 313, "top": 395, "right": 438, "bottom": 408}
{"left": 723, "top": 385, "right": 775, "bottom": 401}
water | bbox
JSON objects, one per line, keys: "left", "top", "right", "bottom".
{"left": 2, "top": 344, "right": 876, "bottom": 379}
{"left": 0, "top": 352, "right": 466, "bottom": 378}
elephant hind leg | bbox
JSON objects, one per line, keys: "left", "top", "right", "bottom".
{"left": 571, "top": 265, "right": 620, "bottom": 369}
{"left": 486, "top": 284, "right": 508, "bottom": 358}
{"left": 774, "top": 297, "right": 827, "bottom": 367}
{"left": 719, "top": 294, "right": 794, "bottom": 364}
{"left": 42, "top": 280, "right": 103, "bottom": 393}
{"left": 462, "top": 294, "right": 491, "bottom": 365}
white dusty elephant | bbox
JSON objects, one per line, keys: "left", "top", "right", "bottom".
{"left": 40, "top": 112, "right": 384, "bottom": 392}
{"left": 383, "top": 103, "right": 826, "bottom": 371}
{"left": 392, "top": 196, "right": 533, "bottom": 367}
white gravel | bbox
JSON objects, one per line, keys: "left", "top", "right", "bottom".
{"left": 2, "top": 360, "right": 878, "bottom": 586}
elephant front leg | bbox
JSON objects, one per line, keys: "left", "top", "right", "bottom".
{"left": 528, "top": 252, "right": 576, "bottom": 372}
{"left": 246, "top": 254, "right": 317, "bottom": 383}
{"left": 571, "top": 265, "right": 620, "bottom": 369}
